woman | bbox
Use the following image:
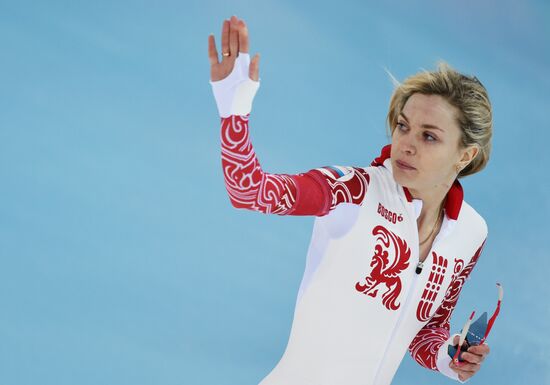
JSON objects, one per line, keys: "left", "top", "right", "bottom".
{"left": 207, "top": 15, "right": 492, "bottom": 385}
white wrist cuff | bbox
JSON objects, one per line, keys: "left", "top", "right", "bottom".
{"left": 209, "top": 52, "right": 261, "bottom": 118}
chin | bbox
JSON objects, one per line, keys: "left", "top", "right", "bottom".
{"left": 393, "top": 167, "right": 415, "bottom": 187}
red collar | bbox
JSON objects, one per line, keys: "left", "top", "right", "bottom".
{"left": 371, "top": 144, "right": 464, "bottom": 220}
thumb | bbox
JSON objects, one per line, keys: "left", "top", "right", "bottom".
{"left": 249, "top": 53, "right": 260, "bottom": 81}
{"left": 452, "top": 335, "right": 461, "bottom": 346}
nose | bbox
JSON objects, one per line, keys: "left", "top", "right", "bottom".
{"left": 400, "top": 133, "right": 416, "bottom": 156}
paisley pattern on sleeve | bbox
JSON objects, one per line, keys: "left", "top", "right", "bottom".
{"left": 408, "top": 240, "right": 486, "bottom": 370}
{"left": 220, "top": 114, "right": 370, "bottom": 216}
{"left": 221, "top": 115, "right": 297, "bottom": 214}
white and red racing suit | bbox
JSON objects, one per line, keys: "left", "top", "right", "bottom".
{"left": 209, "top": 52, "right": 487, "bottom": 385}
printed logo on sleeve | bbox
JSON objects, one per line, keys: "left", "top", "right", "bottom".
{"left": 315, "top": 165, "right": 355, "bottom": 182}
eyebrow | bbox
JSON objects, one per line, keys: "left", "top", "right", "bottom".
{"left": 399, "top": 112, "right": 445, "bottom": 132}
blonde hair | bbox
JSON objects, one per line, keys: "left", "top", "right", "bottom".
{"left": 385, "top": 60, "right": 493, "bottom": 178}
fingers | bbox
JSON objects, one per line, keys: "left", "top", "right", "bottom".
{"left": 229, "top": 16, "right": 239, "bottom": 58}
{"left": 461, "top": 351, "right": 485, "bottom": 364}
{"left": 249, "top": 53, "right": 260, "bottom": 81}
{"left": 448, "top": 341, "right": 489, "bottom": 381}
{"left": 207, "top": 34, "right": 219, "bottom": 65}
{"left": 462, "top": 343, "right": 490, "bottom": 364}
{"left": 212, "top": 15, "right": 257, "bottom": 78}
{"left": 451, "top": 362, "right": 478, "bottom": 373}
{"left": 450, "top": 364, "right": 480, "bottom": 376}
{"left": 450, "top": 360, "right": 478, "bottom": 382}
{"left": 452, "top": 359, "right": 479, "bottom": 371}
{"left": 469, "top": 343, "right": 490, "bottom": 356}
{"left": 238, "top": 19, "right": 249, "bottom": 53}
{"left": 221, "top": 19, "right": 230, "bottom": 59}
{"left": 457, "top": 370, "right": 474, "bottom": 383}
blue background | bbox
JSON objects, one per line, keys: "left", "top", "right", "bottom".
{"left": 1, "top": 0, "right": 549, "bottom": 384}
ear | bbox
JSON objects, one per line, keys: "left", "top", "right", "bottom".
{"left": 459, "top": 144, "right": 479, "bottom": 168}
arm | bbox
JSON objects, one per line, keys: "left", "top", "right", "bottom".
{"left": 209, "top": 17, "right": 369, "bottom": 217}
{"left": 408, "top": 239, "right": 487, "bottom": 382}
{"left": 220, "top": 114, "right": 370, "bottom": 216}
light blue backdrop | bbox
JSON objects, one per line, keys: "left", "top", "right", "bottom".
{"left": 1, "top": 1, "right": 549, "bottom": 384}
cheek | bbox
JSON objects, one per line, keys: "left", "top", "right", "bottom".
{"left": 390, "top": 133, "right": 402, "bottom": 152}
{"left": 422, "top": 152, "right": 454, "bottom": 178}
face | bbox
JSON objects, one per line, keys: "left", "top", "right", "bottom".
{"left": 390, "top": 93, "right": 478, "bottom": 193}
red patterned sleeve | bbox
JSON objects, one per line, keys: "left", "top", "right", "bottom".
{"left": 221, "top": 114, "right": 370, "bottom": 216}
{"left": 408, "top": 239, "right": 487, "bottom": 373}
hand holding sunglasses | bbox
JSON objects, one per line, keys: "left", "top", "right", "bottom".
{"left": 447, "top": 283, "right": 504, "bottom": 376}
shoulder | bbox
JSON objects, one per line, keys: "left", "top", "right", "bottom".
{"left": 457, "top": 200, "right": 488, "bottom": 239}
{"left": 453, "top": 200, "right": 488, "bottom": 270}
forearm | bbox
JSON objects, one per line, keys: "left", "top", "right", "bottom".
{"left": 210, "top": 53, "right": 367, "bottom": 217}
{"left": 210, "top": 53, "right": 294, "bottom": 214}
{"left": 409, "top": 326, "right": 465, "bottom": 382}
{"left": 409, "top": 240, "right": 486, "bottom": 382}
{"left": 409, "top": 326, "right": 449, "bottom": 371}
{"left": 220, "top": 114, "right": 299, "bottom": 214}
{"left": 211, "top": 53, "right": 331, "bottom": 216}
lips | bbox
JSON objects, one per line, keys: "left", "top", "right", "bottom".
{"left": 396, "top": 160, "right": 416, "bottom": 170}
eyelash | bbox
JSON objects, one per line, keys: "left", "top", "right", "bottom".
{"left": 396, "top": 122, "right": 437, "bottom": 142}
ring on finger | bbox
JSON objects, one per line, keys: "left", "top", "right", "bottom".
{"left": 222, "top": 51, "right": 230, "bottom": 57}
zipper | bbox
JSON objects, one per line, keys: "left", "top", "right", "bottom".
{"left": 415, "top": 261, "right": 424, "bottom": 274}
{"left": 372, "top": 204, "right": 453, "bottom": 383}
{"left": 372, "top": 192, "right": 453, "bottom": 383}
{"left": 372, "top": 266, "right": 422, "bottom": 384}
{"left": 372, "top": 201, "right": 423, "bottom": 384}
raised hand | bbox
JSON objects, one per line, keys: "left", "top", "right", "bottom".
{"left": 208, "top": 15, "right": 260, "bottom": 82}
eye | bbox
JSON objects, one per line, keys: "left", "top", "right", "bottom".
{"left": 396, "top": 122, "right": 407, "bottom": 131}
{"left": 424, "top": 132, "right": 437, "bottom": 142}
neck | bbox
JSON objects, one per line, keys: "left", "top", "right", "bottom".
{"left": 408, "top": 180, "right": 453, "bottom": 227}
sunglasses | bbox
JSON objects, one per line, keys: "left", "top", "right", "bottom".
{"left": 448, "top": 283, "right": 503, "bottom": 365}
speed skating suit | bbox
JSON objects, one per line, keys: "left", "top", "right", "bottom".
{"left": 209, "top": 52, "right": 487, "bottom": 385}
